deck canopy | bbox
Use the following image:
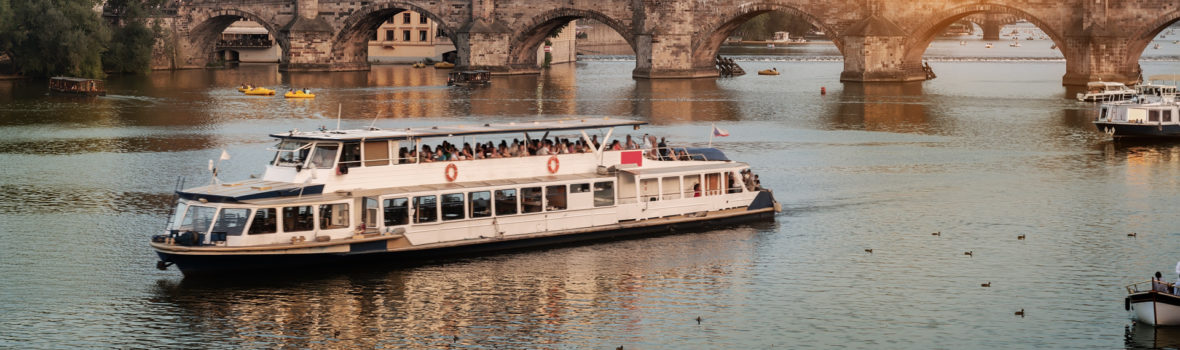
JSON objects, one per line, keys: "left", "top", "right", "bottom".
{"left": 270, "top": 117, "right": 646, "bottom": 142}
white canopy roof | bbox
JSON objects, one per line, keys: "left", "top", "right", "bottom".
{"left": 270, "top": 117, "right": 646, "bottom": 142}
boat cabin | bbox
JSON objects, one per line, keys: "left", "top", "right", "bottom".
{"left": 1138, "top": 75, "right": 1180, "bottom": 97}
{"left": 1098, "top": 103, "right": 1179, "bottom": 124}
{"left": 447, "top": 70, "right": 491, "bottom": 87}
{"left": 49, "top": 77, "right": 105, "bottom": 96}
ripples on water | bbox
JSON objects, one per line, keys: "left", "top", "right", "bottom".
{"left": 2, "top": 46, "right": 1180, "bottom": 348}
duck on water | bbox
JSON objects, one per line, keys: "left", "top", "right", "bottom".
{"left": 151, "top": 117, "right": 780, "bottom": 275}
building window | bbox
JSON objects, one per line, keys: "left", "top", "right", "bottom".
{"left": 403, "top": 30, "right": 411, "bottom": 41}
{"left": 403, "top": 13, "right": 411, "bottom": 24}
{"left": 419, "top": 30, "right": 427, "bottom": 42}
{"left": 420, "top": 15, "right": 428, "bottom": 24}
{"left": 386, "top": 30, "right": 394, "bottom": 41}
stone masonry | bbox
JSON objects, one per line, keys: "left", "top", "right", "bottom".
{"left": 150, "top": 0, "right": 1180, "bottom": 85}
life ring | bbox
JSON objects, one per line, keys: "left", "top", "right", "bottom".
{"left": 445, "top": 163, "right": 458, "bottom": 182}
{"left": 547, "top": 156, "right": 560, "bottom": 174}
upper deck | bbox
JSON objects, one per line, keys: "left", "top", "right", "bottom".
{"left": 270, "top": 117, "right": 646, "bottom": 142}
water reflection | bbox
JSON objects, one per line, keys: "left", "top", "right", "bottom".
{"left": 633, "top": 79, "right": 741, "bottom": 123}
{"left": 1125, "top": 324, "right": 1180, "bottom": 349}
{"left": 830, "top": 82, "right": 931, "bottom": 133}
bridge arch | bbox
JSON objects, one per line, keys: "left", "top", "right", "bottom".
{"left": 331, "top": 1, "right": 457, "bottom": 66}
{"left": 187, "top": 9, "right": 288, "bottom": 64}
{"left": 904, "top": 4, "right": 1067, "bottom": 64}
{"left": 1125, "top": 10, "right": 1180, "bottom": 74}
{"left": 690, "top": 2, "right": 841, "bottom": 68}
{"left": 506, "top": 8, "right": 635, "bottom": 69}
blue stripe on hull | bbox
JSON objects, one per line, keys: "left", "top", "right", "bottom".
{"left": 158, "top": 207, "right": 777, "bottom": 276}
{"left": 1096, "top": 123, "right": 1180, "bottom": 138}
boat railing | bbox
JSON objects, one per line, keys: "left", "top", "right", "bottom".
{"left": 1126, "top": 280, "right": 1177, "bottom": 294}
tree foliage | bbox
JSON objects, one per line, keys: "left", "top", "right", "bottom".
{"left": 0, "top": 0, "right": 162, "bottom": 78}
{"left": 736, "top": 12, "right": 817, "bottom": 41}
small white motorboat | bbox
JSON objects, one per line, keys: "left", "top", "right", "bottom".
{"left": 1127, "top": 278, "right": 1180, "bottom": 326}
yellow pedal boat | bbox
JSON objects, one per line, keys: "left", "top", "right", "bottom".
{"left": 757, "top": 69, "right": 780, "bottom": 76}
{"left": 244, "top": 87, "right": 275, "bottom": 96}
{"left": 434, "top": 62, "right": 455, "bottom": 69}
{"left": 284, "top": 91, "right": 316, "bottom": 99}
{"left": 412, "top": 62, "right": 426, "bottom": 68}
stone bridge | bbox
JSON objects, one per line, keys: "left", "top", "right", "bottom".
{"left": 151, "top": 0, "right": 1180, "bottom": 86}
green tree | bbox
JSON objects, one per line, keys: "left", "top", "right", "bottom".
{"left": 103, "top": 0, "right": 162, "bottom": 74}
{"left": 3, "top": 0, "right": 111, "bottom": 78}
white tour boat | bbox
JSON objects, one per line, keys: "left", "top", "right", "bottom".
{"left": 1137, "top": 75, "right": 1180, "bottom": 97}
{"left": 1127, "top": 279, "right": 1180, "bottom": 326}
{"left": 151, "top": 118, "right": 780, "bottom": 275}
{"left": 1077, "top": 81, "right": 1139, "bottom": 102}
{"left": 1093, "top": 95, "right": 1180, "bottom": 138}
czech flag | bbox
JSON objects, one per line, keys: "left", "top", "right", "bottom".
{"left": 713, "top": 125, "right": 730, "bottom": 137}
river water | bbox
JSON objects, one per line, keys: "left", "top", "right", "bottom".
{"left": 3, "top": 33, "right": 1180, "bottom": 349}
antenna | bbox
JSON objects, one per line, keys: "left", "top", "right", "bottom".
{"left": 368, "top": 111, "right": 383, "bottom": 130}
{"left": 335, "top": 103, "right": 342, "bottom": 131}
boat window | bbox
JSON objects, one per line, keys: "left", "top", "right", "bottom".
{"left": 364, "top": 141, "right": 390, "bottom": 167}
{"left": 1165, "top": 110, "right": 1174, "bottom": 123}
{"left": 705, "top": 173, "right": 722, "bottom": 196}
{"left": 684, "top": 175, "right": 702, "bottom": 198}
{"left": 414, "top": 195, "right": 437, "bottom": 223}
{"left": 1100, "top": 107, "right": 1108, "bottom": 120}
{"left": 319, "top": 203, "right": 350, "bottom": 229}
{"left": 340, "top": 142, "right": 362, "bottom": 169}
{"left": 309, "top": 143, "right": 339, "bottom": 169}
{"left": 594, "top": 182, "right": 614, "bottom": 207}
{"left": 521, "top": 187, "right": 543, "bottom": 213}
{"left": 248, "top": 208, "right": 278, "bottom": 234}
{"left": 495, "top": 189, "right": 518, "bottom": 216}
{"left": 383, "top": 198, "right": 409, "bottom": 226}
{"left": 571, "top": 183, "right": 591, "bottom": 193}
{"left": 363, "top": 197, "right": 379, "bottom": 229}
{"left": 640, "top": 178, "right": 660, "bottom": 202}
{"left": 470, "top": 191, "right": 491, "bottom": 218}
{"left": 546, "top": 185, "right": 567, "bottom": 211}
{"left": 283, "top": 206, "right": 315, "bottom": 232}
{"left": 662, "top": 176, "right": 681, "bottom": 200}
{"left": 1150, "top": 110, "right": 1160, "bottom": 122}
{"left": 178, "top": 205, "right": 216, "bottom": 233}
{"left": 273, "top": 140, "right": 310, "bottom": 167}
{"left": 168, "top": 202, "right": 188, "bottom": 230}
{"left": 212, "top": 208, "right": 250, "bottom": 236}
{"left": 441, "top": 193, "right": 465, "bottom": 221}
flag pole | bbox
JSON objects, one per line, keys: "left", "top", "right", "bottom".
{"left": 708, "top": 123, "right": 715, "bottom": 148}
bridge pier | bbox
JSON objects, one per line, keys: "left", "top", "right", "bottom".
{"left": 980, "top": 20, "right": 1002, "bottom": 41}
{"left": 839, "top": 17, "right": 926, "bottom": 83}
{"left": 631, "top": 34, "right": 717, "bottom": 79}
{"left": 1061, "top": 35, "right": 1141, "bottom": 86}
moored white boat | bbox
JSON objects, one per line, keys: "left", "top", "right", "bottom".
{"left": 1126, "top": 280, "right": 1180, "bottom": 326}
{"left": 151, "top": 117, "right": 780, "bottom": 275}
{"left": 1077, "top": 82, "right": 1138, "bottom": 102}
{"left": 1093, "top": 95, "right": 1180, "bottom": 138}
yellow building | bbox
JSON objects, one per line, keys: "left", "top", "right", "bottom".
{"left": 368, "top": 11, "right": 577, "bottom": 66}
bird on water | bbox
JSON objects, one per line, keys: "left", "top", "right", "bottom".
{"left": 1014, "top": 309, "right": 1024, "bottom": 317}
{"left": 981, "top": 282, "right": 991, "bottom": 287}
{"left": 964, "top": 251, "right": 973, "bottom": 257}
{"left": 865, "top": 248, "right": 873, "bottom": 254}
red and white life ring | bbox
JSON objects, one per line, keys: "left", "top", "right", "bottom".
{"left": 547, "top": 156, "right": 560, "bottom": 174}
{"left": 445, "top": 163, "right": 458, "bottom": 182}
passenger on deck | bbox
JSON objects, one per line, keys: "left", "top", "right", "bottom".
{"left": 658, "top": 138, "right": 669, "bottom": 160}
{"left": 693, "top": 184, "right": 701, "bottom": 197}
{"left": 625, "top": 135, "right": 639, "bottom": 150}
{"left": 1154, "top": 271, "right": 1170, "bottom": 293}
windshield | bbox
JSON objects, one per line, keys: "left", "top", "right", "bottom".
{"left": 273, "top": 140, "right": 310, "bottom": 167}
{"left": 178, "top": 205, "right": 216, "bottom": 233}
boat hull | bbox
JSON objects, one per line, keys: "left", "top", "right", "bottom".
{"left": 1095, "top": 122, "right": 1180, "bottom": 138}
{"left": 157, "top": 206, "right": 776, "bottom": 276}
{"left": 1129, "top": 292, "right": 1180, "bottom": 326}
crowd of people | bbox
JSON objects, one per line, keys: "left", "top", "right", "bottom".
{"left": 396, "top": 134, "right": 673, "bottom": 163}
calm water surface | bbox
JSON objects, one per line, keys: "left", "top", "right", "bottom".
{"left": 3, "top": 46, "right": 1180, "bottom": 349}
